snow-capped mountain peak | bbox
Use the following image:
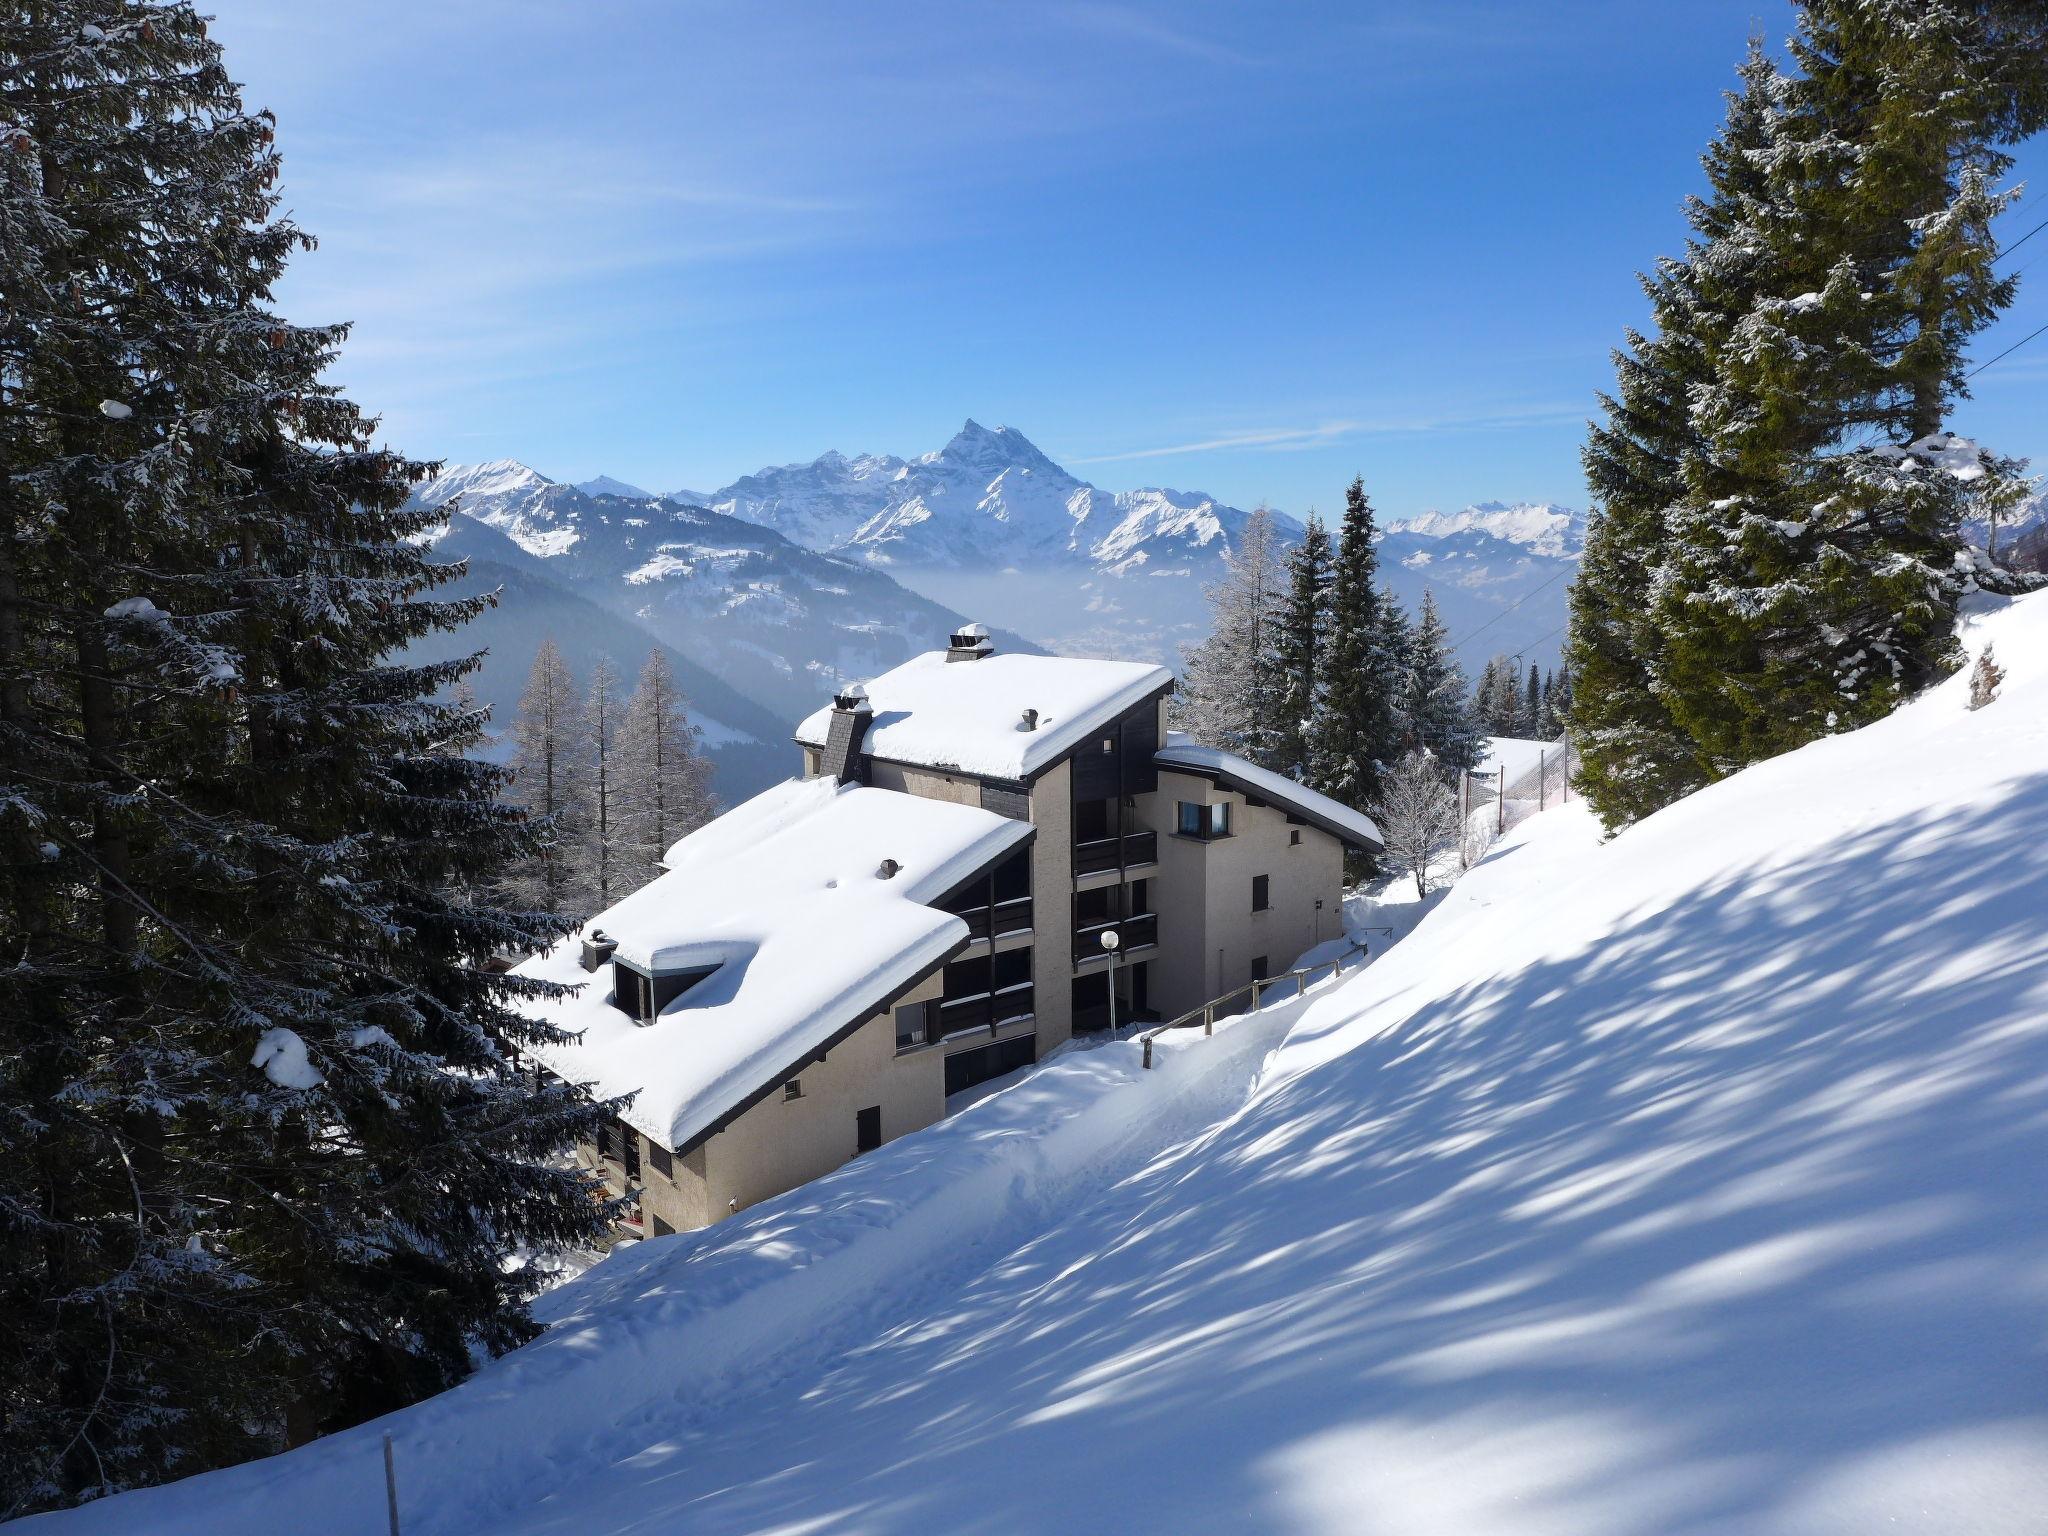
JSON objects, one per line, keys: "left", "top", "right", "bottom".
{"left": 1387, "top": 500, "right": 1586, "bottom": 558}
{"left": 412, "top": 460, "right": 587, "bottom": 557}
{"left": 575, "top": 475, "right": 655, "bottom": 501}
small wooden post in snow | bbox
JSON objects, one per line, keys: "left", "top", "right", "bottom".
{"left": 383, "top": 1433, "right": 401, "bottom": 1536}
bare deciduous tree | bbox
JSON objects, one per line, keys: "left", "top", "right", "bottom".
{"left": 1370, "top": 751, "right": 1463, "bottom": 898}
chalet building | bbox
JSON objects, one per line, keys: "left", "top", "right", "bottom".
{"left": 518, "top": 625, "right": 1382, "bottom": 1237}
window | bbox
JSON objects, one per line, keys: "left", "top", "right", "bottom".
{"left": 895, "top": 999, "right": 931, "bottom": 1050}
{"left": 646, "top": 1141, "right": 673, "bottom": 1179}
{"left": 650, "top": 1213, "right": 676, "bottom": 1237}
{"left": 1251, "top": 955, "right": 1270, "bottom": 982}
{"left": 1100, "top": 737, "right": 1114, "bottom": 754}
{"left": 856, "top": 1105, "right": 882, "bottom": 1153}
{"left": 1176, "top": 800, "right": 1202, "bottom": 836}
{"left": 1177, "top": 801, "right": 1232, "bottom": 839}
{"left": 623, "top": 1131, "right": 641, "bottom": 1180}
{"left": 613, "top": 960, "right": 718, "bottom": 1024}
{"left": 1289, "top": 829, "right": 1301, "bottom": 847}
{"left": 1252, "top": 874, "right": 1270, "bottom": 913}
{"left": 1213, "top": 801, "right": 1232, "bottom": 837}
{"left": 783, "top": 1079, "right": 803, "bottom": 1101}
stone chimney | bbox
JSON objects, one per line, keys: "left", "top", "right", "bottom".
{"left": 821, "top": 682, "right": 872, "bottom": 784}
{"left": 580, "top": 929, "right": 619, "bottom": 973}
{"left": 946, "top": 622, "right": 992, "bottom": 662}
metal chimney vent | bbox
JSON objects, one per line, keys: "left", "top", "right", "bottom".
{"left": 1020, "top": 707, "right": 1039, "bottom": 731}
{"left": 877, "top": 858, "right": 901, "bottom": 879}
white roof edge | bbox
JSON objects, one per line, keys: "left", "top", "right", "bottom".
{"left": 659, "top": 915, "right": 971, "bottom": 1152}
{"left": 1155, "top": 736, "right": 1384, "bottom": 852}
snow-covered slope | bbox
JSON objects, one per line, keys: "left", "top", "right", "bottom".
{"left": 46, "top": 593, "right": 2048, "bottom": 1535}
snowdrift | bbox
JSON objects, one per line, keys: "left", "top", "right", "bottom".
{"left": 37, "top": 594, "right": 2048, "bottom": 1535}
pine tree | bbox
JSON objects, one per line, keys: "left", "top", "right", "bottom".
{"left": 1524, "top": 665, "right": 1542, "bottom": 739}
{"left": 0, "top": 6, "right": 612, "bottom": 1511}
{"left": 506, "top": 640, "right": 588, "bottom": 917}
{"left": 618, "top": 649, "right": 716, "bottom": 884}
{"left": 1401, "top": 589, "right": 1481, "bottom": 774}
{"left": 580, "top": 657, "right": 625, "bottom": 912}
{"left": 1273, "top": 513, "right": 1333, "bottom": 780}
{"left": 1175, "top": 506, "right": 1288, "bottom": 767}
{"left": 1309, "top": 479, "right": 1401, "bottom": 808}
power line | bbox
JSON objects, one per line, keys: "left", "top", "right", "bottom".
{"left": 1967, "top": 317, "right": 2048, "bottom": 379}
{"left": 1996, "top": 210, "right": 2048, "bottom": 263}
{"left": 1446, "top": 567, "right": 1572, "bottom": 654}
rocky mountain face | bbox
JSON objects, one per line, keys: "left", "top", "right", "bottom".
{"left": 405, "top": 464, "right": 1037, "bottom": 800}
{"left": 677, "top": 421, "right": 1297, "bottom": 664}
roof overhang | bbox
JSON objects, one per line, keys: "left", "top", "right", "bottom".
{"left": 1156, "top": 756, "right": 1384, "bottom": 856}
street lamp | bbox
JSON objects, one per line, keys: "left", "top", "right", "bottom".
{"left": 1101, "top": 928, "right": 1120, "bottom": 1033}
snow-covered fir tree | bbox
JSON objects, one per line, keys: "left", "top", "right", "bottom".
{"left": 1308, "top": 479, "right": 1402, "bottom": 810}
{"left": 1401, "top": 590, "right": 1480, "bottom": 773}
{"left": 0, "top": 4, "right": 614, "bottom": 1512}
{"left": 1273, "top": 512, "right": 1333, "bottom": 781}
{"left": 617, "top": 649, "right": 716, "bottom": 884}
{"left": 1175, "top": 506, "right": 1288, "bottom": 767}
{"left": 1572, "top": 9, "right": 2048, "bottom": 829}
{"left": 506, "top": 640, "right": 589, "bottom": 916}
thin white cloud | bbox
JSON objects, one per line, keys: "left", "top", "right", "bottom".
{"left": 1072, "top": 406, "right": 1588, "bottom": 464}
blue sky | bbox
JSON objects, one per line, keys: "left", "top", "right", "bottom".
{"left": 206, "top": 0, "right": 2048, "bottom": 520}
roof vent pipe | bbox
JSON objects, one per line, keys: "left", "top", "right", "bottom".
{"left": 1021, "top": 707, "right": 1039, "bottom": 731}
{"left": 947, "top": 622, "right": 992, "bottom": 662}
{"left": 877, "top": 858, "right": 901, "bottom": 880}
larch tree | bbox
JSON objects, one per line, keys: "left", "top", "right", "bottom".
{"left": 1272, "top": 512, "right": 1333, "bottom": 781}
{"left": 618, "top": 649, "right": 716, "bottom": 884}
{"left": 0, "top": 3, "right": 612, "bottom": 1513}
{"left": 505, "top": 639, "right": 588, "bottom": 917}
{"left": 580, "top": 657, "right": 625, "bottom": 912}
{"left": 1174, "top": 505, "right": 1288, "bottom": 767}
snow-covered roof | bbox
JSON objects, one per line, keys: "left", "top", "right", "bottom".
{"left": 794, "top": 649, "right": 1174, "bottom": 781}
{"left": 515, "top": 777, "right": 1033, "bottom": 1152}
{"left": 1154, "top": 732, "right": 1385, "bottom": 853}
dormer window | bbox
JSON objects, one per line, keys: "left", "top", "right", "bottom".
{"left": 613, "top": 958, "right": 718, "bottom": 1024}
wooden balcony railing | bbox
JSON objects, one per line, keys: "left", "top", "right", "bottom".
{"left": 1072, "top": 830, "right": 1159, "bottom": 877}
{"left": 951, "top": 895, "right": 1034, "bottom": 943}
{"left": 1074, "top": 911, "right": 1157, "bottom": 956}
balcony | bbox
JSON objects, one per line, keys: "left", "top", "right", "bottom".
{"left": 1073, "top": 911, "right": 1157, "bottom": 959}
{"left": 950, "top": 895, "right": 1034, "bottom": 943}
{"left": 1072, "top": 830, "right": 1159, "bottom": 878}
{"left": 935, "top": 983, "right": 1035, "bottom": 1041}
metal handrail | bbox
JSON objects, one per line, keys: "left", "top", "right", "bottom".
{"left": 1138, "top": 941, "right": 1369, "bottom": 1069}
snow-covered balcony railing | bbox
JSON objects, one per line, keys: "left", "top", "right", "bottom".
{"left": 935, "top": 984, "right": 1035, "bottom": 1041}
{"left": 1073, "top": 911, "right": 1157, "bottom": 958}
{"left": 1138, "top": 942, "right": 1368, "bottom": 1069}
{"left": 949, "top": 894, "right": 1034, "bottom": 944}
{"left": 1072, "top": 830, "right": 1158, "bottom": 877}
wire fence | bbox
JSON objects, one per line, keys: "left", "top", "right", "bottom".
{"left": 1459, "top": 738, "right": 1579, "bottom": 867}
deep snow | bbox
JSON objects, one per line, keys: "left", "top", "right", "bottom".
{"left": 34, "top": 593, "right": 2048, "bottom": 1536}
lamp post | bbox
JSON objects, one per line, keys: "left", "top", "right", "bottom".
{"left": 1101, "top": 928, "right": 1120, "bottom": 1033}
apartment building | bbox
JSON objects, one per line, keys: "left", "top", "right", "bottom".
{"left": 518, "top": 625, "right": 1382, "bottom": 1235}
